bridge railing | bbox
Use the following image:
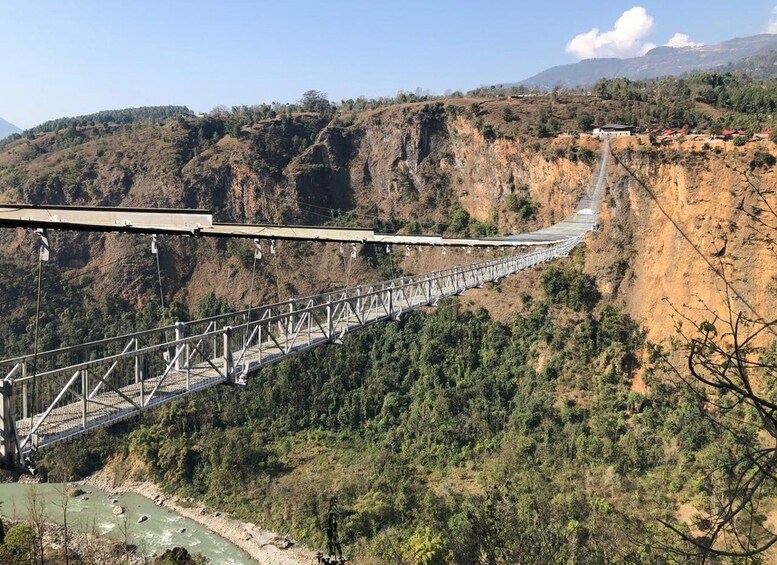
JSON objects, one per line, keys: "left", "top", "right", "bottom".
{"left": 1, "top": 236, "right": 582, "bottom": 465}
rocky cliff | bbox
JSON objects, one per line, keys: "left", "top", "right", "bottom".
{"left": 588, "top": 137, "right": 777, "bottom": 340}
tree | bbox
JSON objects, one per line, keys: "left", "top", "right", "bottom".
{"left": 577, "top": 113, "right": 594, "bottom": 132}
{"left": 54, "top": 480, "right": 73, "bottom": 565}
{"left": 196, "top": 292, "right": 230, "bottom": 318}
{"left": 300, "top": 90, "right": 333, "bottom": 115}
{"left": 26, "top": 486, "right": 45, "bottom": 565}
{"left": 658, "top": 301, "right": 777, "bottom": 559}
{"left": 116, "top": 508, "right": 134, "bottom": 564}
{"left": 654, "top": 164, "right": 777, "bottom": 559}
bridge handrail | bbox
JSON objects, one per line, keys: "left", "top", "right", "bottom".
{"left": 0, "top": 324, "right": 179, "bottom": 371}
{"left": 9, "top": 238, "right": 580, "bottom": 381}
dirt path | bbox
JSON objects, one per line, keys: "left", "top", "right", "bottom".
{"left": 84, "top": 469, "right": 317, "bottom": 565}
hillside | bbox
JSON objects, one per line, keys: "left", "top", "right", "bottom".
{"left": 0, "top": 95, "right": 775, "bottom": 562}
{"left": 0, "top": 116, "right": 21, "bottom": 140}
{"left": 519, "top": 33, "right": 777, "bottom": 89}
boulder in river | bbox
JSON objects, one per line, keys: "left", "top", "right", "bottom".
{"left": 112, "top": 505, "right": 125, "bottom": 516}
{"left": 68, "top": 487, "right": 85, "bottom": 497}
{"left": 137, "top": 515, "right": 148, "bottom": 523}
{"left": 153, "top": 547, "right": 195, "bottom": 564}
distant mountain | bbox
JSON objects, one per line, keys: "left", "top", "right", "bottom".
{"left": 716, "top": 49, "right": 777, "bottom": 79}
{"left": 0, "top": 116, "right": 21, "bottom": 140}
{"left": 519, "top": 34, "right": 777, "bottom": 89}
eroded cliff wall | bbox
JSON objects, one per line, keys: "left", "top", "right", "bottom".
{"left": 588, "top": 138, "right": 777, "bottom": 340}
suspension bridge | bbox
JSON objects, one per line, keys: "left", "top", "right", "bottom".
{"left": 0, "top": 143, "right": 609, "bottom": 471}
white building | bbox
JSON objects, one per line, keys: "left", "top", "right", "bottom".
{"left": 592, "top": 124, "right": 635, "bottom": 138}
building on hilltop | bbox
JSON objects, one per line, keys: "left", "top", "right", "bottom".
{"left": 592, "top": 124, "right": 635, "bottom": 138}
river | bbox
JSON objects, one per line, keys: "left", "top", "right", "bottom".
{"left": 0, "top": 482, "right": 254, "bottom": 564}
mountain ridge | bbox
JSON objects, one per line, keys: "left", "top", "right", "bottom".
{"left": 519, "top": 33, "right": 777, "bottom": 89}
{"left": 0, "top": 116, "right": 21, "bottom": 140}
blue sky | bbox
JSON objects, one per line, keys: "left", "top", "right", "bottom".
{"left": 2, "top": 1, "right": 777, "bottom": 128}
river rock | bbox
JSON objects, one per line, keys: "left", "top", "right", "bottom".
{"left": 112, "top": 505, "right": 125, "bottom": 516}
{"left": 154, "top": 548, "right": 193, "bottom": 564}
{"left": 179, "top": 527, "right": 186, "bottom": 533}
{"left": 137, "top": 514, "right": 148, "bottom": 523}
{"left": 68, "top": 487, "right": 85, "bottom": 497}
{"left": 266, "top": 535, "right": 292, "bottom": 549}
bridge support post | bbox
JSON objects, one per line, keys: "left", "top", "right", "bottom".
{"left": 174, "top": 322, "right": 185, "bottom": 371}
{"left": 21, "top": 362, "right": 28, "bottom": 420}
{"left": 326, "top": 298, "right": 333, "bottom": 340}
{"left": 0, "top": 380, "right": 18, "bottom": 469}
{"left": 81, "top": 370, "right": 87, "bottom": 430}
{"left": 223, "top": 327, "right": 234, "bottom": 383}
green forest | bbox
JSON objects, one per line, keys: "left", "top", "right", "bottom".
{"left": 589, "top": 72, "right": 777, "bottom": 131}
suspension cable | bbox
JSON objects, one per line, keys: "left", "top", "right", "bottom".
{"left": 270, "top": 239, "right": 281, "bottom": 303}
{"left": 387, "top": 245, "right": 395, "bottom": 280}
{"left": 30, "top": 229, "right": 49, "bottom": 435}
{"left": 247, "top": 239, "right": 261, "bottom": 322}
{"left": 151, "top": 235, "right": 167, "bottom": 328}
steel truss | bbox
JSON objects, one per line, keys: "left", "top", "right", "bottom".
{"left": 0, "top": 236, "right": 582, "bottom": 469}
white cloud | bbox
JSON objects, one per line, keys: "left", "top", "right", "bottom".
{"left": 566, "top": 6, "right": 656, "bottom": 59}
{"left": 665, "top": 33, "right": 703, "bottom": 48}
{"left": 766, "top": 6, "right": 777, "bottom": 33}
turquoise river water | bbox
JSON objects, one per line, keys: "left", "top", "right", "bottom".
{"left": 0, "top": 482, "right": 253, "bottom": 564}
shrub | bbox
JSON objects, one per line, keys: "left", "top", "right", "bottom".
{"left": 506, "top": 193, "right": 537, "bottom": 220}
{"left": 4, "top": 524, "right": 36, "bottom": 561}
{"left": 447, "top": 207, "right": 470, "bottom": 234}
{"left": 750, "top": 150, "right": 776, "bottom": 170}
{"left": 480, "top": 123, "right": 496, "bottom": 141}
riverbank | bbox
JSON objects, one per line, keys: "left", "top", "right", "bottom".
{"left": 83, "top": 468, "right": 317, "bottom": 565}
